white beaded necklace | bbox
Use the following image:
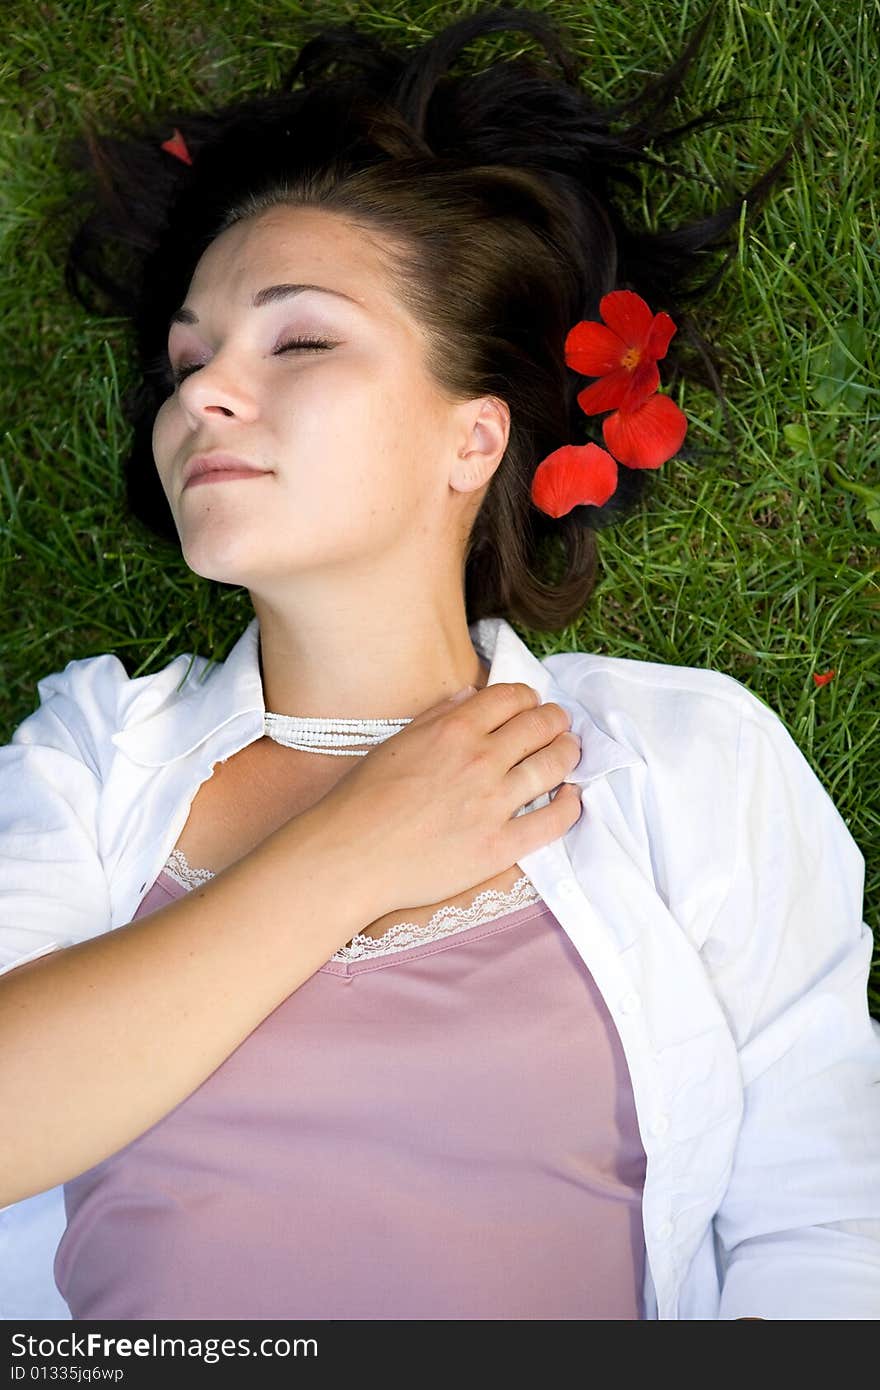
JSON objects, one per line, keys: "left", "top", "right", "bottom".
{"left": 259, "top": 644, "right": 488, "bottom": 756}
{"left": 262, "top": 709, "right": 413, "bottom": 756}
{"left": 258, "top": 642, "right": 416, "bottom": 755}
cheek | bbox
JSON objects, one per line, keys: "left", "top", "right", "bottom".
{"left": 151, "top": 400, "right": 169, "bottom": 451}
{"left": 151, "top": 400, "right": 179, "bottom": 474}
{"left": 345, "top": 362, "right": 426, "bottom": 456}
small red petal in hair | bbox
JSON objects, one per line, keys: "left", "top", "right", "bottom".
{"left": 576, "top": 367, "right": 633, "bottom": 415}
{"left": 530, "top": 443, "right": 618, "bottom": 518}
{"left": 602, "top": 393, "right": 687, "bottom": 469}
{"left": 161, "top": 128, "right": 193, "bottom": 165}
{"left": 599, "top": 290, "right": 654, "bottom": 348}
{"left": 564, "top": 320, "right": 628, "bottom": 377}
{"left": 618, "top": 358, "right": 661, "bottom": 412}
{"left": 644, "top": 311, "right": 677, "bottom": 361}
{"left": 812, "top": 669, "right": 836, "bottom": 687}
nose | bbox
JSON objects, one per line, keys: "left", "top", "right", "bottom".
{"left": 178, "top": 361, "right": 258, "bottom": 420}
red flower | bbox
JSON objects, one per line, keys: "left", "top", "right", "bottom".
{"left": 530, "top": 289, "right": 688, "bottom": 519}
{"left": 602, "top": 392, "right": 688, "bottom": 469}
{"left": 812, "top": 669, "right": 836, "bottom": 687}
{"left": 529, "top": 442, "right": 618, "bottom": 519}
{"left": 566, "top": 290, "right": 677, "bottom": 415}
{"left": 160, "top": 128, "right": 193, "bottom": 165}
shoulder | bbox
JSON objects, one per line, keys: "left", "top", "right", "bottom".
{"left": 545, "top": 646, "right": 775, "bottom": 708}
{"left": 543, "top": 648, "right": 780, "bottom": 766}
{"left": 547, "top": 652, "right": 853, "bottom": 841}
{"left": 0, "top": 643, "right": 215, "bottom": 977}
{"left": 7, "top": 645, "right": 212, "bottom": 774}
{"left": 543, "top": 651, "right": 830, "bottom": 943}
{"left": 546, "top": 647, "right": 844, "bottom": 856}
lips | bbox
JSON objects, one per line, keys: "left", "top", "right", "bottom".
{"left": 182, "top": 452, "right": 269, "bottom": 488}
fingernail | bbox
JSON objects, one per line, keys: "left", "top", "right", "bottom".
{"left": 450, "top": 685, "right": 477, "bottom": 702}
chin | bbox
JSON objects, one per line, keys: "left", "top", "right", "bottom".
{"left": 178, "top": 535, "right": 257, "bottom": 586}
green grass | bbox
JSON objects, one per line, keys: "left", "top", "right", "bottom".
{"left": 1, "top": 0, "right": 878, "bottom": 1015}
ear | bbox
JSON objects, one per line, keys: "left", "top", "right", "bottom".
{"left": 449, "top": 396, "right": 510, "bottom": 496}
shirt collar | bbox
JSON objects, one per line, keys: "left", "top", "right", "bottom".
{"left": 111, "top": 614, "right": 644, "bottom": 785}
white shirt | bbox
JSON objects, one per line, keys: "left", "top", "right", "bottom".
{"left": 1, "top": 613, "right": 878, "bottom": 1321}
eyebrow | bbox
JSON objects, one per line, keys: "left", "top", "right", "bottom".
{"left": 168, "top": 283, "right": 363, "bottom": 330}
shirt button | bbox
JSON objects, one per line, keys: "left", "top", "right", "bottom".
{"left": 656, "top": 1220, "right": 674, "bottom": 1240}
{"left": 651, "top": 1115, "right": 670, "bottom": 1137}
{"left": 620, "top": 991, "right": 642, "bottom": 1014}
{"left": 557, "top": 879, "right": 578, "bottom": 899}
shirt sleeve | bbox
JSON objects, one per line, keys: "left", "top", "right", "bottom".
{"left": 0, "top": 654, "right": 126, "bottom": 978}
{"left": 706, "top": 693, "right": 880, "bottom": 1320}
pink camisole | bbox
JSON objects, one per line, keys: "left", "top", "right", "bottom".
{"left": 54, "top": 853, "right": 648, "bottom": 1319}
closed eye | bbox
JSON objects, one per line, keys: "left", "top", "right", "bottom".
{"left": 166, "top": 337, "right": 335, "bottom": 389}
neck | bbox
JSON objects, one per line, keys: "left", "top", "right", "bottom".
{"left": 251, "top": 591, "right": 491, "bottom": 724}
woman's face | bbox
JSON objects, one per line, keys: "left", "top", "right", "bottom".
{"left": 152, "top": 205, "right": 472, "bottom": 588}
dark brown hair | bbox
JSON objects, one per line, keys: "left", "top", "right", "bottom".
{"left": 62, "top": 2, "right": 795, "bottom": 631}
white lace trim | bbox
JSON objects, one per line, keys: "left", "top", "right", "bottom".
{"left": 329, "top": 875, "right": 542, "bottom": 962}
{"left": 161, "top": 847, "right": 542, "bottom": 962}
{"left": 164, "top": 848, "right": 215, "bottom": 890}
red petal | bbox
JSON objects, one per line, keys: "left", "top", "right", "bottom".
{"left": 160, "top": 128, "right": 193, "bottom": 165}
{"left": 530, "top": 443, "right": 618, "bottom": 518}
{"left": 599, "top": 290, "right": 654, "bottom": 349}
{"left": 618, "top": 358, "right": 660, "bottom": 412}
{"left": 564, "top": 320, "right": 626, "bottom": 376}
{"left": 602, "top": 394, "right": 687, "bottom": 468}
{"left": 644, "top": 311, "right": 677, "bottom": 361}
{"left": 577, "top": 368, "right": 633, "bottom": 414}
{"left": 812, "top": 669, "right": 835, "bottom": 687}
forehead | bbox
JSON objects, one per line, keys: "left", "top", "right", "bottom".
{"left": 186, "top": 206, "right": 395, "bottom": 321}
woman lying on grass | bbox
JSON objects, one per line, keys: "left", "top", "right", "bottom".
{"left": 0, "top": 1, "right": 877, "bottom": 1322}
